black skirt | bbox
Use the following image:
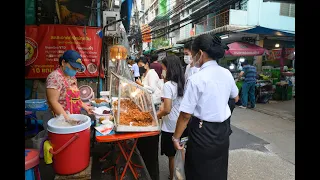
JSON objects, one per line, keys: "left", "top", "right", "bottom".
{"left": 185, "top": 116, "right": 232, "bottom": 180}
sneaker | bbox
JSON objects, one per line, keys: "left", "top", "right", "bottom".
{"left": 239, "top": 105, "right": 247, "bottom": 109}
{"left": 248, "top": 106, "right": 255, "bottom": 109}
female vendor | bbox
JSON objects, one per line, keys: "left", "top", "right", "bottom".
{"left": 46, "top": 50, "right": 94, "bottom": 120}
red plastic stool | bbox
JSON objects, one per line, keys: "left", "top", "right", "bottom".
{"left": 25, "top": 149, "right": 41, "bottom": 180}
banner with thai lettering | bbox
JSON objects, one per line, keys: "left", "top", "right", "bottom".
{"left": 266, "top": 48, "right": 295, "bottom": 60}
{"left": 25, "top": 25, "right": 102, "bottom": 79}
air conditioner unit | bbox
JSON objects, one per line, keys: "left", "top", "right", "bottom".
{"left": 103, "top": 11, "right": 121, "bottom": 37}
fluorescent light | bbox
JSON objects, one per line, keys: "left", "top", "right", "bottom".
{"left": 229, "top": 64, "right": 235, "bottom": 70}
{"left": 275, "top": 43, "right": 280, "bottom": 48}
{"left": 220, "top": 35, "right": 229, "bottom": 39}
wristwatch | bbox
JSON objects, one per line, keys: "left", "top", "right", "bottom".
{"left": 172, "top": 136, "right": 180, "bottom": 142}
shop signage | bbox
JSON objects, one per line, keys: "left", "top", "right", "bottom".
{"left": 267, "top": 48, "right": 295, "bottom": 60}
{"left": 25, "top": 25, "right": 102, "bottom": 79}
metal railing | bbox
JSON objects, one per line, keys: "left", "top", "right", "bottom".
{"left": 194, "top": 10, "right": 230, "bottom": 36}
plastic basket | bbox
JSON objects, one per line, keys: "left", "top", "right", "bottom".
{"left": 25, "top": 99, "right": 47, "bottom": 110}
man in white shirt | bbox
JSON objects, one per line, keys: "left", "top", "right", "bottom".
{"left": 131, "top": 59, "right": 140, "bottom": 81}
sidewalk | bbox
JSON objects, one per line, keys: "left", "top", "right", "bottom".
{"left": 253, "top": 99, "right": 295, "bottom": 121}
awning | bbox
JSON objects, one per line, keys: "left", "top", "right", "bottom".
{"left": 237, "top": 26, "right": 295, "bottom": 37}
{"left": 225, "top": 42, "right": 268, "bottom": 56}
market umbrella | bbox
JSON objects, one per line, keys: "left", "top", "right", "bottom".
{"left": 225, "top": 42, "right": 268, "bottom": 56}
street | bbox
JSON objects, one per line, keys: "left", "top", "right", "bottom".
{"left": 159, "top": 100, "right": 295, "bottom": 180}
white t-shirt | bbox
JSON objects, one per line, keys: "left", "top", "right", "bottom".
{"left": 131, "top": 63, "right": 140, "bottom": 77}
{"left": 185, "top": 64, "right": 199, "bottom": 82}
{"left": 161, "top": 81, "right": 183, "bottom": 133}
{"left": 142, "top": 69, "right": 163, "bottom": 104}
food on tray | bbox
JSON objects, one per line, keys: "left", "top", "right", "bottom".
{"left": 93, "top": 98, "right": 107, "bottom": 104}
{"left": 113, "top": 99, "right": 154, "bottom": 126}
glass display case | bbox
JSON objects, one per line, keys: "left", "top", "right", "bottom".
{"left": 109, "top": 71, "right": 160, "bottom": 132}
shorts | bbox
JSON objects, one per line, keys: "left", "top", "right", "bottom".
{"left": 161, "top": 131, "right": 176, "bottom": 157}
{"left": 161, "top": 130, "right": 189, "bottom": 157}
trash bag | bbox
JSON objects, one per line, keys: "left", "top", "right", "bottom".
{"left": 173, "top": 149, "right": 186, "bottom": 180}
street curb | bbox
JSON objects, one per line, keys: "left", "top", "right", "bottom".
{"left": 251, "top": 107, "right": 295, "bottom": 122}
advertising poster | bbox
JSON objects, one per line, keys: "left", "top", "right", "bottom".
{"left": 25, "top": 25, "right": 102, "bottom": 79}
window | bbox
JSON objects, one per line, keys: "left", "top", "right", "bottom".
{"left": 280, "top": 3, "right": 295, "bottom": 17}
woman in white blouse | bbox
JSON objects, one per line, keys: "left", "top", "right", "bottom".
{"left": 135, "top": 57, "right": 163, "bottom": 180}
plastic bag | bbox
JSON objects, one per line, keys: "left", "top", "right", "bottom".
{"left": 173, "top": 149, "right": 186, "bottom": 180}
{"left": 31, "top": 130, "right": 48, "bottom": 150}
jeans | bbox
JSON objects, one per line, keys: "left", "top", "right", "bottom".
{"left": 241, "top": 81, "right": 256, "bottom": 107}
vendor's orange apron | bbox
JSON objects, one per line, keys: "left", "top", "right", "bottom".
{"left": 57, "top": 69, "right": 82, "bottom": 114}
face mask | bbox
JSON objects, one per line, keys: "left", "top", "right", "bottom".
{"left": 184, "top": 55, "right": 192, "bottom": 64}
{"left": 64, "top": 66, "right": 77, "bottom": 77}
{"left": 193, "top": 52, "right": 203, "bottom": 68}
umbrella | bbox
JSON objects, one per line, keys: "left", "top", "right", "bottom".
{"left": 225, "top": 42, "right": 268, "bottom": 56}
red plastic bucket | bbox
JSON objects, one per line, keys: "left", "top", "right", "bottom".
{"left": 47, "top": 114, "right": 91, "bottom": 175}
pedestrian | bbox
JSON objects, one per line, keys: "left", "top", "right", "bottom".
{"left": 150, "top": 53, "right": 163, "bottom": 79}
{"left": 183, "top": 42, "right": 199, "bottom": 82}
{"left": 131, "top": 58, "right": 140, "bottom": 81}
{"left": 238, "top": 60, "right": 257, "bottom": 109}
{"left": 138, "top": 56, "right": 147, "bottom": 77}
{"left": 157, "top": 55, "right": 186, "bottom": 180}
{"left": 172, "top": 34, "right": 239, "bottom": 180}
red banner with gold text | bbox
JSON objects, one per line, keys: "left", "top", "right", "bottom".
{"left": 25, "top": 25, "right": 102, "bottom": 79}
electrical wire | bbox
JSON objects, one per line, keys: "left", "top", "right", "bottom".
{"left": 151, "top": 0, "right": 238, "bottom": 39}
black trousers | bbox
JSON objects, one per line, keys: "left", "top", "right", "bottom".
{"left": 137, "top": 134, "right": 160, "bottom": 180}
{"left": 185, "top": 116, "right": 232, "bottom": 180}
{"left": 228, "top": 98, "right": 236, "bottom": 114}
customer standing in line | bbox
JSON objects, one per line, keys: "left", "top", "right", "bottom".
{"left": 150, "top": 54, "right": 163, "bottom": 79}
{"left": 173, "top": 34, "right": 238, "bottom": 180}
{"left": 157, "top": 55, "right": 186, "bottom": 180}
{"left": 183, "top": 42, "right": 199, "bottom": 82}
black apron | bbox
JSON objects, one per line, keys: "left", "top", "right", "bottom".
{"left": 185, "top": 116, "right": 232, "bottom": 180}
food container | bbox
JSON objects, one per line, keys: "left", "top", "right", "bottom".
{"left": 47, "top": 114, "right": 91, "bottom": 175}
{"left": 90, "top": 98, "right": 109, "bottom": 107}
{"left": 109, "top": 72, "right": 160, "bottom": 132}
{"left": 25, "top": 99, "right": 47, "bottom": 110}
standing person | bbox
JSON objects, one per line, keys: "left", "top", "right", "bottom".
{"left": 238, "top": 60, "right": 257, "bottom": 109}
{"left": 131, "top": 59, "right": 140, "bottom": 81}
{"left": 46, "top": 50, "right": 94, "bottom": 121}
{"left": 138, "top": 56, "right": 147, "bottom": 77}
{"left": 136, "top": 57, "right": 163, "bottom": 107}
{"left": 150, "top": 54, "right": 163, "bottom": 79}
{"left": 135, "top": 57, "right": 163, "bottom": 180}
{"left": 172, "top": 34, "right": 238, "bottom": 180}
{"left": 157, "top": 55, "right": 186, "bottom": 180}
{"left": 183, "top": 42, "right": 199, "bottom": 81}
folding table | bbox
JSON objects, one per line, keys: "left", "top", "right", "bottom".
{"left": 96, "top": 130, "right": 160, "bottom": 180}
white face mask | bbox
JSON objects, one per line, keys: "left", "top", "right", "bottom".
{"left": 184, "top": 55, "right": 192, "bottom": 64}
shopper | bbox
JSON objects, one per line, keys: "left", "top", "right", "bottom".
{"left": 150, "top": 54, "right": 163, "bottom": 79}
{"left": 157, "top": 55, "right": 186, "bottom": 180}
{"left": 173, "top": 34, "right": 238, "bottom": 180}
{"left": 131, "top": 59, "right": 140, "bottom": 81}
{"left": 183, "top": 42, "right": 199, "bottom": 82}
{"left": 238, "top": 60, "right": 257, "bottom": 109}
{"left": 136, "top": 57, "right": 162, "bottom": 106}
